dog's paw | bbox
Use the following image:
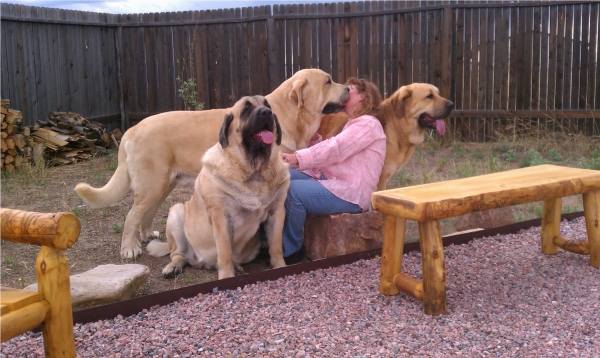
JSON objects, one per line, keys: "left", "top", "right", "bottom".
{"left": 270, "top": 256, "right": 286, "bottom": 269}
{"left": 120, "top": 245, "right": 142, "bottom": 259}
{"left": 162, "top": 263, "right": 183, "bottom": 279}
{"left": 217, "top": 268, "right": 235, "bottom": 280}
{"left": 140, "top": 230, "right": 160, "bottom": 243}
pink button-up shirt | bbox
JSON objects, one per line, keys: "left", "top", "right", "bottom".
{"left": 295, "top": 115, "right": 386, "bottom": 211}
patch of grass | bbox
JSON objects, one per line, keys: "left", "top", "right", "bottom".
{"left": 562, "top": 205, "right": 581, "bottom": 214}
{"left": 3, "top": 254, "right": 19, "bottom": 271}
{"left": 71, "top": 207, "right": 81, "bottom": 217}
{"left": 488, "top": 156, "right": 507, "bottom": 173}
{"left": 112, "top": 223, "right": 123, "bottom": 234}
{"left": 494, "top": 142, "right": 511, "bottom": 153}
{"left": 390, "top": 170, "right": 413, "bottom": 188}
{"left": 533, "top": 206, "right": 544, "bottom": 219}
{"left": 2, "top": 182, "right": 12, "bottom": 194}
{"left": 454, "top": 162, "right": 478, "bottom": 179}
{"left": 470, "top": 152, "right": 485, "bottom": 160}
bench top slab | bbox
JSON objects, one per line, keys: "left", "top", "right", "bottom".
{"left": 372, "top": 165, "right": 600, "bottom": 221}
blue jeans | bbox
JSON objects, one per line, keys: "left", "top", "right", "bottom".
{"left": 281, "top": 169, "right": 362, "bottom": 257}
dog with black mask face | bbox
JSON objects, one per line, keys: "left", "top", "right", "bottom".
{"left": 147, "top": 96, "right": 290, "bottom": 279}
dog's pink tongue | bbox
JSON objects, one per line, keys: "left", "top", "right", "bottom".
{"left": 255, "top": 130, "right": 274, "bottom": 144}
{"left": 435, "top": 119, "right": 447, "bottom": 136}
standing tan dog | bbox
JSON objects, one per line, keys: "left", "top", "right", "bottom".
{"left": 318, "top": 83, "right": 454, "bottom": 190}
{"left": 146, "top": 96, "right": 290, "bottom": 279}
{"left": 75, "top": 69, "right": 348, "bottom": 259}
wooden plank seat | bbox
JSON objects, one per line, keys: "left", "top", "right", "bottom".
{"left": 1, "top": 208, "right": 80, "bottom": 357}
{"left": 371, "top": 164, "right": 600, "bottom": 316}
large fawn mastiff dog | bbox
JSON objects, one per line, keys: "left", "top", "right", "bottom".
{"left": 146, "top": 96, "right": 290, "bottom": 279}
{"left": 75, "top": 69, "right": 349, "bottom": 259}
{"left": 318, "top": 83, "right": 454, "bottom": 190}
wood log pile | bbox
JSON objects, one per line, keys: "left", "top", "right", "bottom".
{"left": 1, "top": 98, "right": 122, "bottom": 171}
{"left": 1, "top": 99, "right": 33, "bottom": 173}
{"left": 0, "top": 99, "right": 123, "bottom": 172}
{"left": 31, "top": 111, "right": 121, "bottom": 165}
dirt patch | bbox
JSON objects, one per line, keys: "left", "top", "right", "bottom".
{"left": 1, "top": 136, "right": 595, "bottom": 307}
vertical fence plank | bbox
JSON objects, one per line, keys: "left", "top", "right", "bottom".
{"left": 144, "top": 13, "right": 158, "bottom": 113}
{"left": 356, "top": 1, "right": 367, "bottom": 78}
{"left": 349, "top": 1, "right": 359, "bottom": 79}
{"left": 335, "top": 2, "right": 345, "bottom": 83}
{"left": 342, "top": 2, "right": 352, "bottom": 82}
{"left": 318, "top": 3, "right": 331, "bottom": 76}
{"left": 539, "top": 5, "right": 550, "bottom": 133}
{"left": 578, "top": 3, "right": 590, "bottom": 111}
{"left": 388, "top": 1, "right": 399, "bottom": 93}
{"left": 588, "top": 3, "right": 599, "bottom": 113}
{"left": 235, "top": 8, "right": 247, "bottom": 98}
{"left": 299, "top": 4, "right": 312, "bottom": 71}
{"left": 256, "top": 7, "right": 269, "bottom": 95}
{"left": 375, "top": 1, "right": 385, "bottom": 90}
{"left": 454, "top": 6, "right": 465, "bottom": 110}
{"left": 310, "top": 4, "right": 320, "bottom": 70}
{"left": 195, "top": 10, "right": 210, "bottom": 108}
{"left": 547, "top": 5, "right": 558, "bottom": 114}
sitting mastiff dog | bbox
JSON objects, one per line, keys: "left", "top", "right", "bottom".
{"left": 75, "top": 69, "right": 348, "bottom": 259}
{"left": 147, "top": 96, "right": 290, "bottom": 279}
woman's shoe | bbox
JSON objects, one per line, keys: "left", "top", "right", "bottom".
{"left": 284, "top": 247, "right": 305, "bottom": 265}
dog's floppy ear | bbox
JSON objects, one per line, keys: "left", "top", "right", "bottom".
{"left": 274, "top": 114, "right": 283, "bottom": 145}
{"left": 391, "top": 85, "right": 412, "bottom": 118}
{"left": 288, "top": 78, "right": 306, "bottom": 108}
{"left": 219, "top": 113, "right": 234, "bottom": 148}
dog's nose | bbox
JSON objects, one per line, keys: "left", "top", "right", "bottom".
{"left": 447, "top": 101, "right": 455, "bottom": 110}
{"left": 345, "top": 86, "right": 350, "bottom": 93}
{"left": 259, "top": 107, "right": 272, "bottom": 117}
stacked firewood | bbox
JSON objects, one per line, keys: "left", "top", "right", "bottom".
{"left": 1, "top": 100, "right": 34, "bottom": 172}
{"left": 1, "top": 99, "right": 122, "bottom": 170}
{"left": 31, "top": 111, "right": 121, "bottom": 165}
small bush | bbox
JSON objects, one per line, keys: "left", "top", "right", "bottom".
{"left": 548, "top": 148, "right": 562, "bottom": 162}
{"left": 502, "top": 149, "right": 517, "bottom": 162}
{"left": 519, "top": 148, "right": 550, "bottom": 168}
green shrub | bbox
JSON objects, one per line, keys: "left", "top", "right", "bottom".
{"left": 519, "top": 148, "right": 550, "bottom": 168}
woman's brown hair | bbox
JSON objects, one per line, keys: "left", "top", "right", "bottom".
{"left": 345, "top": 77, "right": 382, "bottom": 118}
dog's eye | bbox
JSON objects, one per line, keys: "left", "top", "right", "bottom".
{"left": 326, "top": 78, "right": 332, "bottom": 85}
{"left": 427, "top": 93, "right": 434, "bottom": 99}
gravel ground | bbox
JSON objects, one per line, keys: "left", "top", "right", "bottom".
{"left": 2, "top": 217, "right": 599, "bottom": 357}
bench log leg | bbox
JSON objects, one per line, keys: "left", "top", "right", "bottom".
{"left": 380, "top": 215, "right": 407, "bottom": 295}
{"left": 36, "top": 246, "right": 76, "bottom": 358}
{"left": 418, "top": 220, "right": 446, "bottom": 315}
{"left": 541, "top": 197, "right": 562, "bottom": 255}
{"left": 583, "top": 190, "right": 600, "bottom": 268}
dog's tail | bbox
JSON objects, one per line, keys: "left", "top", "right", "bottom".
{"left": 74, "top": 139, "right": 131, "bottom": 207}
{"left": 146, "top": 240, "right": 170, "bottom": 257}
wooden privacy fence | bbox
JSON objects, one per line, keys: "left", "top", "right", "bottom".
{"left": 1, "top": 1, "right": 599, "bottom": 141}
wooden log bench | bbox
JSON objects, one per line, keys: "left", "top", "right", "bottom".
{"left": 1, "top": 208, "right": 80, "bottom": 357}
{"left": 371, "top": 164, "right": 600, "bottom": 316}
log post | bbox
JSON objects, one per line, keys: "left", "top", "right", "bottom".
{"left": 393, "top": 273, "right": 424, "bottom": 300}
{"left": 36, "top": 246, "right": 76, "bottom": 358}
{"left": 583, "top": 190, "right": 600, "bottom": 268}
{"left": 553, "top": 235, "right": 590, "bottom": 255}
{"left": 419, "top": 220, "right": 447, "bottom": 315}
{"left": 379, "top": 215, "right": 407, "bottom": 295}
{"left": 541, "top": 198, "right": 562, "bottom": 255}
{"left": 0, "top": 209, "right": 80, "bottom": 250}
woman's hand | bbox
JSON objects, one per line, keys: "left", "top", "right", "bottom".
{"left": 281, "top": 153, "right": 299, "bottom": 166}
{"left": 310, "top": 132, "right": 320, "bottom": 141}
